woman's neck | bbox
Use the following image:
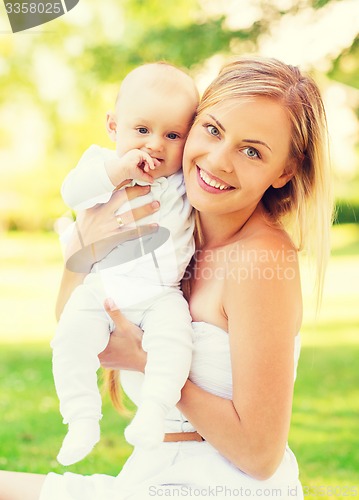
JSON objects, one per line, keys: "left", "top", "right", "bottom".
{"left": 198, "top": 203, "right": 262, "bottom": 250}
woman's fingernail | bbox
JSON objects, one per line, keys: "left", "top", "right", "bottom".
{"left": 105, "top": 298, "right": 116, "bottom": 311}
{"left": 151, "top": 201, "right": 160, "bottom": 210}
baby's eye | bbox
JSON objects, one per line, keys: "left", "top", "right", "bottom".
{"left": 243, "top": 147, "right": 260, "bottom": 159}
{"left": 207, "top": 125, "right": 220, "bottom": 137}
{"left": 137, "top": 127, "right": 149, "bottom": 134}
{"left": 167, "top": 132, "right": 180, "bottom": 140}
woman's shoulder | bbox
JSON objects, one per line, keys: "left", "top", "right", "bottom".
{"left": 231, "top": 213, "right": 298, "bottom": 263}
{"left": 222, "top": 213, "right": 301, "bottom": 299}
{"left": 223, "top": 214, "right": 302, "bottom": 332}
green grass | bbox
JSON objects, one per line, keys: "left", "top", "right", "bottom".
{"left": 290, "top": 344, "right": 359, "bottom": 494}
{"left": 0, "top": 343, "right": 133, "bottom": 475}
{"left": 0, "top": 226, "right": 358, "bottom": 498}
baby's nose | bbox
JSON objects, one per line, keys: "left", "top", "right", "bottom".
{"left": 145, "top": 135, "right": 163, "bottom": 152}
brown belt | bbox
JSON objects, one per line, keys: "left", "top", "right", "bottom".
{"left": 163, "top": 431, "right": 204, "bottom": 442}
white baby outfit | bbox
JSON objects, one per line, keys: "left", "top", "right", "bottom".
{"left": 52, "top": 145, "right": 195, "bottom": 463}
{"left": 42, "top": 322, "right": 304, "bottom": 499}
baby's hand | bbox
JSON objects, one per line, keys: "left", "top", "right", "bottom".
{"left": 120, "top": 149, "right": 161, "bottom": 183}
{"left": 104, "top": 149, "right": 160, "bottom": 187}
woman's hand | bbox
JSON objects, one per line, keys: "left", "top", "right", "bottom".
{"left": 99, "top": 299, "right": 147, "bottom": 372}
{"left": 55, "top": 184, "right": 160, "bottom": 319}
{"left": 65, "top": 184, "right": 160, "bottom": 273}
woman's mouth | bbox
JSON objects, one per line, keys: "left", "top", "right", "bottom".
{"left": 197, "top": 166, "right": 234, "bottom": 193}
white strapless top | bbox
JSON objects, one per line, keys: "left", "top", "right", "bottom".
{"left": 121, "top": 321, "right": 301, "bottom": 431}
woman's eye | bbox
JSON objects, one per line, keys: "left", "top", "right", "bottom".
{"left": 207, "top": 125, "right": 220, "bottom": 137}
{"left": 137, "top": 127, "right": 148, "bottom": 134}
{"left": 167, "top": 132, "right": 179, "bottom": 140}
{"left": 243, "top": 147, "right": 260, "bottom": 159}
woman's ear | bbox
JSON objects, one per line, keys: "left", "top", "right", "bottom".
{"left": 106, "top": 112, "right": 117, "bottom": 142}
{"left": 271, "top": 160, "right": 297, "bottom": 189}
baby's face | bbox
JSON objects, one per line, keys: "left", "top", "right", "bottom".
{"left": 108, "top": 85, "right": 197, "bottom": 179}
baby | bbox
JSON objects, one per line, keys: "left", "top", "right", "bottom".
{"left": 52, "top": 63, "right": 199, "bottom": 466}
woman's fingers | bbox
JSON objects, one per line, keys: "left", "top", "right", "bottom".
{"left": 65, "top": 224, "right": 159, "bottom": 272}
{"left": 132, "top": 199, "right": 160, "bottom": 220}
{"left": 124, "top": 184, "right": 150, "bottom": 199}
{"left": 114, "top": 200, "right": 160, "bottom": 228}
{"left": 96, "top": 185, "right": 149, "bottom": 218}
{"left": 100, "top": 185, "right": 160, "bottom": 227}
{"left": 104, "top": 298, "right": 143, "bottom": 344}
{"left": 104, "top": 298, "right": 133, "bottom": 334}
{"left": 109, "top": 184, "right": 150, "bottom": 206}
{"left": 100, "top": 298, "right": 146, "bottom": 371}
{"left": 65, "top": 184, "right": 160, "bottom": 272}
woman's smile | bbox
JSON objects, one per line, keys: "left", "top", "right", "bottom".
{"left": 197, "top": 166, "right": 235, "bottom": 193}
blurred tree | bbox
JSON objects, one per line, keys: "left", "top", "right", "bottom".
{"left": 328, "top": 35, "right": 359, "bottom": 90}
{"left": 88, "top": 17, "right": 261, "bottom": 81}
{"left": 0, "top": 0, "right": 358, "bottom": 230}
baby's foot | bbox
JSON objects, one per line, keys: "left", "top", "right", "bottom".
{"left": 57, "top": 418, "right": 100, "bottom": 466}
{"left": 124, "top": 400, "right": 165, "bottom": 449}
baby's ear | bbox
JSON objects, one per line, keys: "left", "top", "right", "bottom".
{"left": 272, "top": 160, "right": 297, "bottom": 189}
{"left": 106, "top": 112, "right": 117, "bottom": 141}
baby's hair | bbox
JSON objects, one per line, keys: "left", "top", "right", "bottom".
{"left": 195, "top": 56, "right": 333, "bottom": 303}
{"left": 114, "top": 61, "right": 199, "bottom": 112}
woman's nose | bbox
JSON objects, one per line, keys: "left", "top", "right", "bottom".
{"left": 207, "top": 143, "right": 233, "bottom": 173}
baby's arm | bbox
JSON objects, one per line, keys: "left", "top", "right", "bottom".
{"left": 61, "top": 146, "right": 117, "bottom": 210}
{"left": 61, "top": 145, "right": 159, "bottom": 211}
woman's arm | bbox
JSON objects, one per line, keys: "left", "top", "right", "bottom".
{"left": 179, "top": 235, "right": 302, "bottom": 480}
{"left": 55, "top": 268, "right": 87, "bottom": 321}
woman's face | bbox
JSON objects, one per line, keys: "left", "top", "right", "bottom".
{"left": 182, "top": 96, "right": 294, "bottom": 217}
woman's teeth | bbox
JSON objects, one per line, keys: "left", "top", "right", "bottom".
{"left": 199, "top": 168, "right": 231, "bottom": 190}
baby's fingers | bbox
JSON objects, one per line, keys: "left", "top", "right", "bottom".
{"left": 141, "top": 153, "right": 154, "bottom": 171}
{"left": 140, "top": 152, "right": 160, "bottom": 172}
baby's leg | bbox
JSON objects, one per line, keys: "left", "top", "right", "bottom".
{"left": 124, "top": 289, "right": 193, "bottom": 449}
{"left": 56, "top": 418, "right": 101, "bottom": 467}
{"left": 51, "top": 282, "right": 110, "bottom": 465}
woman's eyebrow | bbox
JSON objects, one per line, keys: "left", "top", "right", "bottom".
{"left": 242, "top": 139, "right": 272, "bottom": 152}
{"left": 208, "top": 114, "right": 226, "bottom": 132}
{"left": 208, "top": 114, "right": 272, "bottom": 152}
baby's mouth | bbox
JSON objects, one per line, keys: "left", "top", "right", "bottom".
{"left": 153, "top": 157, "right": 164, "bottom": 167}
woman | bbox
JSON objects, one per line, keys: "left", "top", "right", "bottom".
{"left": 0, "top": 56, "right": 332, "bottom": 500}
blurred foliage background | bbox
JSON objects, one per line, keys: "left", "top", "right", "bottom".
{"left": 0, "top": 0, "right": 359, "bottom": 497}
{"left": 0, "top": 0, "right": 358, "bottom": 230}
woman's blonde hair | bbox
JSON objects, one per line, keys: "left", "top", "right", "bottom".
{"left": 193, "top": 56, "right": 333, "bottom": 301}
{"left": 103, "top": 369, "right": 130, "bottom": 416}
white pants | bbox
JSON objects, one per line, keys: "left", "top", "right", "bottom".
{"left": 40, "top": 441, "right": 304, "bottom": 500}
{"left": 51, "top": 274, "right": 193, "bottom": 425}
